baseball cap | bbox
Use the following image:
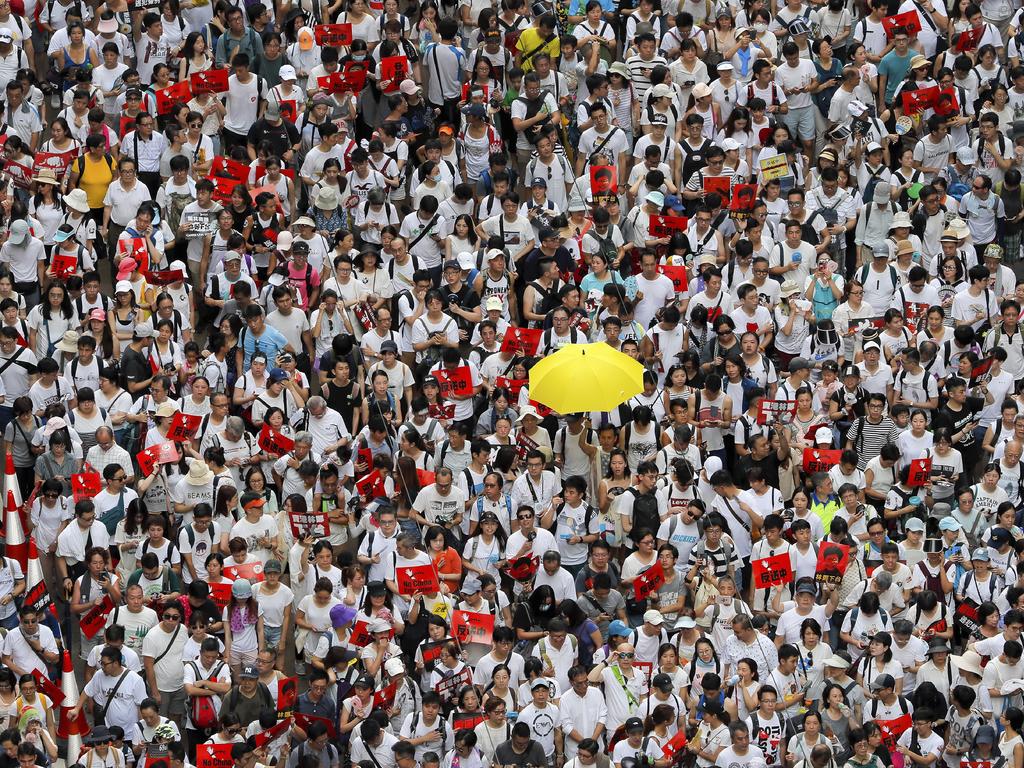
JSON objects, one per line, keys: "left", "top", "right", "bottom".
{"left": 0, "top": 30, "right": 13, "bottom": 43}
{"left": 399, "top": 79, "right": 420, "bottom": 95}
{"left": 240, "top": 665, "right": 258, "bottom": 679}
{"left": 905, "top": 518, "right": 926, "bottom": 532}
{"left": 531, "top": 176, "right": 548, "bottom": 188}
{"left": 643, "top": 609, "right": 664, "bottom": 625}
{"left": 789, "top": 357, "right": 811, "bottom": 372}
{"left": 278, "top": 65, "right": 297, "bottom": 81}
{"left": 624, "top": 717, "right": 644, "bottom": 732}
{"left": 972, "top": 547, "right": 991, "bottom": 562}
{"left": 268, "top": 367, "right": 289, "bottom": 383}
{"left": 485, "top": 296, "right": 503, "bottom": 311}
{"left": 939, "top": 517, "right": 961, "bottom": 531}
{"left": 608, "top": 620, "right": 630, "bottom": 638}
{"left": 463, "top": 103, "right": 487, "bottom": 118}
{"left": 380, "top": 340, "right": 399, "bottom": 354}
{"left": 870, "top": 674, "right": 896, "bottom": 692}
{"left": 264, "top": 559, "right": 283, "bottom": 573}
{"left": 652, "top": 673, "right": 674, "bottom": 691}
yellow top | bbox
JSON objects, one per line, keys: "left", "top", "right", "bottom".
{"left": 516, "top": 27, "right": 560, "bottom": 72}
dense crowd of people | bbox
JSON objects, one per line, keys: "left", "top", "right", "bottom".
{"left": 4, "top": 0, "right": 1024, "bottom": 767}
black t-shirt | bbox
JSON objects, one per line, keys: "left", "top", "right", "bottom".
{"left": 443, "top": 282, "right": 481, "bottom": 332}
{"left": 934, "top": 400, "right": 983, "bottom": 447}
{"left": 494, "top": 740, "right": 548, "bottom": 768}
{"left": 121, "top": 346, "right": 152, "bottom": 391}
{"left": 735, "top": 452, "right": 782, "bottom": 490}
{"left": 188, "top": 597, "right": 221, "bottom": 628}
{"left": 245, "top": 118, "right": 300, "bottom": 159}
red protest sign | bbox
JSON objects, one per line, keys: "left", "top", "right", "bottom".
{"left": 372, "top": 681, "right": 398, "bottom": 710}
{"left": 757, "top": 399, "right": 797, "bottom": 426}
{"left": 656, "top": 265, "right": 688, "bottom": 293}
{"left": 223, "top": 561, "right": 265, "bottom": 582}
{"left": 730, "top": 184, "right": 758, "bottom": 214}
{"left": 876, "top": 713, "right": 912, "bottom": 749}
{"left": 649, "top": 215, "right": 688, "bottom": 238}
{"left": 882, "top": 10, "right": 921, "bottom": 37}
{"left": 4, "top": 158, "right": 30, "bottom": 190}
{"left": 278, "top": 100, "right": 298, "bottom": 123}
{"left": 935, "top": 87, "right": 960, "bottom": 117}
{"left": 452, "top": 610, "right": 496, "bottom": 646}
{"left": 500, "top": 327, "right": 542, "bottom": 356}
{"left": 815, "top": 542, "right": 850, "bottom": 586}
{"left": 31, "top": 669, "right": 64, "bottom": 706}
{"left": 971, "top": 357, "right": 995, "bottom": 387}
{"left": 258, "top": 423, "right": 295, "bottom": 455}
{"left": 314, "top": 23, "right": 353, "bottom": 46}
{"left": 143, "top": 269, "right": 186, "bottom": 286}
{"left": 494, "top": 376, "right": 527, "bottom": 399}
{"left": 802, "top": 447, "right": 842, "bottom": 473}
{"left": 427, "top": 403, "right": 456, "bottom": 419}
{"left": 294, "top": 712, "right": 337, "bottom": 738}
{"left": 190, "top": 68, "right": 229, "bottom": 94}
{"left": 136, "top": 442, "right": 180, "bottom": 478}
{"left": 752, "top": 553, "right": 794, "bottom": 590}
{"left": 434, "top": 365, "right": 473, "bottom": 399}
{"left": 633, "top": 561, "right": 666, "bottom": 601}
{"left": 355, "top": 469, "right": 386, "bottom": 498}
{"left": 341, "top": 62, "right": 368, "bottom": 92}
{"left": 955, "top": 26, "right": 984, "bottom": 51}
{"left": 71, "top": 472, "right": 101, "bottom": 503}
{"left": 196, "top": 743, "right": 233, "bottom": 768}
{"left": 209, "top": 581, "right": 231, "bottom": 608}
{"left": 166, "top": 412, "right": 201, "bottom": 442}
{"left": 961, "top": 762, "right": 992, "bottom": 768}
{"left": 253, "top": 717, "right": 291, "bottom": 749}
{"left": 144, "top": 749, "right": 170, "bottom": 768}
{"left": 117, "top": 237, "right": 148, "bottom": 268}
{"left": 396, "top": 564, "right": 440, "bottom": 595}
{"left": 908, "top": 457, "right": 932, "bottom": 487}
{"left": 32, "top": 149, "right": 77, "bottom": 178}
{"left": 288, "top": 509, "right": 330, "bottom": 539}
{"left": 453, "top": 712, "right": 487, "bottom": 730}
{"left": 703, "top": 175, "right": 731, "bottom": 204}
{"left": 348, "top": 619, "right": 373, "bottom": 648}
{"left": 155, "top": 80, "right": 191, "bottom": 115}
{"left": 210, "top": 155, "right": 249, "bottom": 182}
{"left": 81, "top": 596, "right": 114, "bottom": 639}
{"left": 379, "top": 56, "right": 408, "bottom": 91}
{"left": 590, "top": 165, "right": 617, "bottom": 203}
{"left": 661, "top": 729, "right": 688, "bottom": 761}
{"left": 902, "top": 86, "right": 938, "bottom": 114}
{"left": 49, "top": 251, "right": 78, "bottom": 280}
{"left": 317, "top": 73, "right": 349, "bottom": 94}
{"left": 277, "top": 677, "right": 298, "bottom": 715}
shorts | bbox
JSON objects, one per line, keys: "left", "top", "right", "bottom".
{"left": 264, "top": 625, "right": 282, "bottom": 649}
{"left": 783, "top": 105, "right": 816, "bottom": 141}
{"left": 229, "top": 646, "right": 259, "bottom": 668}
{"left": 159, "top": 687, "right": 187, "bottom": 719}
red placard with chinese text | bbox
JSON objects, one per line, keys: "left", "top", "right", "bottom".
{"left": 434, "top": 366, "right": 472, "bottom": 399}
{"left": 50, "top": 252, "right": 78, "bottom": 280}
{"left": 452, "top": 610, "right": 495, "bottom": 646}
{"left": 882, "top": 10, "right": 921, "bottom": 37}
{"left": 81, "top": 596, "right": 114, "bottom": 639}
{"left": 314, "top": 23, "right": 353, "bottom": 46}
{"left": 155, "top": 81, "right": 191, "bottom": 115}
{"left": 656, "top": 265, "right": 688, "bottom": 292}
{"left": 908, "top": 458, "right": 932, "bottom": 487}
{"left": 752, "top": 553, "right": 794, "bottom": 589}
{"left": 815, "top": 542, "right": 851, "bottom": 587}
{"left": 633, "top": 561, "right": 666, "bottom": 601}
{"left": 223, "top": 561, "right": 265, "bottom": 582}
{"left": 190, "top": 69, "right": 229, "bottom": 94}
{"left": 288, "top": 509, "right": 330, "bottom": 539}
{"left": 802, "top": 448, "right": 842, "bottom": 473}
{"left": 649, "top": 215, "right": 688, "bottom": 238}
{"left": 258, "top": 424, "right": 295, "bottom": 455}
{"left": 166, "top": 412, "right": 202, "bottom": 442}
{"left": 32, "top": 149, "right": 77, "bottom": 178}
{"left": 379, "top": 56, "right": 408, "bottom": 92}
{"left": 136, "top": 442, "right": 180, "bottom": 477}
{"left": 757, "top": 399, "right": 797, "bottom": 426}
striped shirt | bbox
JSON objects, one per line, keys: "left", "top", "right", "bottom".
{"left": 846, "top": 415, "right": 901, "bottom": 470}
{"left": 625, "top": 54, "right": 668, "bottom": 104}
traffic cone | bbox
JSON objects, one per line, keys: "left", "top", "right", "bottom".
{"left": 3, "top": 454, "right": 20, "bottom": 510}
{"left": 57, "top": 650, "right": 88, "bottom": 739}
{"left": 63, "top": 732, "right": 84, "bottom": 766}
{"left": 22, "top": 538, "right": 48, "bottom": 614}
{"left": 4, "top": 490, "right": 26, "bottom": 572}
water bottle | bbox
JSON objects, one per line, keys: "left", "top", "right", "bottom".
{"left": 728, "top": 674, "right": 740, "bottom": 686}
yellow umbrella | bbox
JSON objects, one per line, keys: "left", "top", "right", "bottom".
{"left": 528, "top": 343, "right": 645, "bottom": 415}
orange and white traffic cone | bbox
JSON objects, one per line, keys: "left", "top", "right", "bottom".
{"left": 4, "top": 489, "right": 26, "bottom": 572}
{"left": 22, "top": 538, "right": 48, "bottom": 614}
{"left": 57, "top": 650, "right": 88, "bottom": 739}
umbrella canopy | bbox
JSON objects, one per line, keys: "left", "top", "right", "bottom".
{"left": 528, "top": 343, "right": 645, "bottom": 414}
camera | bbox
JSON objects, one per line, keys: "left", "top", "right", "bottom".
{"left": 527, "top": 531, "right": 537, "bottom": 542}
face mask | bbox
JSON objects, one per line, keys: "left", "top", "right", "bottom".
{"left": 352, "top": 53, "right": 366, "bottom": 61}
{"left": 754, "top": 22, "right": 768, "bottom": 32}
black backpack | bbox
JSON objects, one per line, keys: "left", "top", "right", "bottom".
{"left": 627, "top": 488, "right": 660, "bottom": 544}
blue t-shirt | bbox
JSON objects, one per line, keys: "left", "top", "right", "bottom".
{"left": 240, "top": 325, "right": 288, "bottom": 368}
{"left": 879, "top": 50, "right": 916, "bottom": 104}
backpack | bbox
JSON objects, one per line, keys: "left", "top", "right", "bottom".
{"left": 530, "top": 280, "right": 560, "bottom": 317}
{"left": 416, "top": 317, "right": 454, "bottom": 365}
{"left": 862, "top": 165, "right": 888, "bottom": 203}
{"left": 164, "top": 190, "right": 193, "bottom": 234}
{"left": 187, "top": 661, "right": 225, "bottom": 728}
{"left": 626, "top": 487, "right": 661, "bottom": 544}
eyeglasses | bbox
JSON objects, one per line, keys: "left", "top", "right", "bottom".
{"left": 618, "top": 652, "right": 635, "bottom": 659}
{"left": 753, "top": 268, "right": 768, "bottom": 274}
{"left": 162, "top": 613, "right": 181, "bottom": 621}
{"left": 717, "top": 330, "right": 731, "bottom": 335}
{"left": 43, "top": 492, "right": 58, "bottom": 499}
{"left": 112, "top": 475, "right": 126, "bottom": 482}
{"left": 517, "top": 513, "right": 534, "bottom": 520}
{"left": 787, "top": 201, "right": 801, "bottom": 207}
{"left": 849, "top": 290, "right": 863, "bottom": 295}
